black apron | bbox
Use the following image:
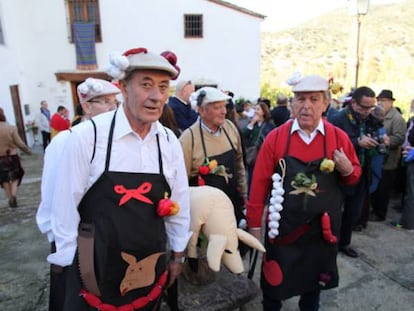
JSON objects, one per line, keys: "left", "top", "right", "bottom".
{"left": 52, "top": 112, "right": 170, "bottom": 311}
{"left": 189, "top": 121, "right": 244, "bottom": 223}
{"left": 261, "top": 127, "right": 343, "bottom": 300}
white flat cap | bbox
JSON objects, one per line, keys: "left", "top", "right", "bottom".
{"left": 77, "top": 78, "right": 120, "bottom": 104}
{"left": 196, "top": 87, "right": 230, "bottom": 106}
{"left": 107, "top": 48, "right": 180, "bottom": 80}
{"left": 292, "top": 75, "right": 329, "bottom": 92}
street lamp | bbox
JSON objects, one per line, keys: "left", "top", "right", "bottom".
{"left": 351, "top": 0, "right": 370, "bottom": 88}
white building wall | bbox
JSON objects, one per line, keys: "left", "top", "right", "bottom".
{"left": 99, "top": 0, "right": 261, "bottom": 100}
{"left": 0, "top": 0, "right": 23, "bottom": 123}
{"left": 0, "top": 0, "right": 74, "bottom": 126}
{"left": 0, "top": 0, "right": 262, "bottom": 138}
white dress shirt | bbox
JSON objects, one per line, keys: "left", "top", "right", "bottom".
{"left": 47, "top": 106, "right": 191, "bottom": 266}
{"left": 37, "top": 111, "right": 51, "bottom": 132}
{"left": 36, "top": 129, "right": 71, "bottom": 242}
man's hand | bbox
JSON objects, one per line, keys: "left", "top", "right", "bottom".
{"left": 333, "top": 148, "right": 353, "bottom": 176}
{"left": 167, "top": 261, "right": 183, "bottom": 288}
{"left": 403, "top": 145, "right": 413, "bottom": 157}
{"left": 166, "top": 251, "right": 185, "bottom": 287}
{"left": 358, "top": 135, "right": 378, "bottom": 149}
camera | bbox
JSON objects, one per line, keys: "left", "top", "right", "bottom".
{"left": 367, "top": 129, "right": 388, "bottom": 155}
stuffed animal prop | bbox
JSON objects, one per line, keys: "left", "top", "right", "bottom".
{"left": 188, "top": 186, "right": 266, "bottom": 274}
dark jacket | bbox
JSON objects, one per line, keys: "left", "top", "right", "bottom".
{"left": 167, "top": 96, "right": 198, "bottom": 132}
{"left": 270, "top": 106, "right": 290, "bottom": 127}
{"left": 242, "top": 121, "right": 275, "bottom": 149}
{"left": 328, "top": 107, "right": 361, "bottom": 154}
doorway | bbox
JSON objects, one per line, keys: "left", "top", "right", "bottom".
{"left": 9, "top": 85, "right": 27, "bottom": 144}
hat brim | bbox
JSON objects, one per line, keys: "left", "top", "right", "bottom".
{"left": 127, "top": 65, "right": 178, "bottom": 78}
{"left": 377, "top": 96, "right": 395, "bottom": 101}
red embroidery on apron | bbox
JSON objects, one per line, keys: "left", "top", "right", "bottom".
{"left": 114, "top": 182, "right": 153, "bottom": 206}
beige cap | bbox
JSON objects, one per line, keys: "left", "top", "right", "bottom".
{"left": 291, "top": 75, "right": 329, "bottom": 92}
{"left": 126, "top": 51, "right": 178, "bottom": 77}
{"left": 107, "top": 48, "right": 180, "bottom": 80}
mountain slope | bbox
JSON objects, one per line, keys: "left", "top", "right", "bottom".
{"left": 261, "top": 0, "right": 414, "bottom": 112}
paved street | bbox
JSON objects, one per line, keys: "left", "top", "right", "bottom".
{"left": 0, "top": 147, "right": 413, "bottom": 310}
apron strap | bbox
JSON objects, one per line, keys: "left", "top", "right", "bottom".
{"left": 199, "top": 121, "right": 209, "bottom": 161}
{"left": 284, "top": 121, "right": 328, "bottom": 158}
{"left": 77, "top": 223, "right": 101, "bottom": 296}
{"left": 198, "top": 120, "right": 236, "bottom": 161}
{"left": 222, "top": 121, "right": 236, "bottom": 151}
{"left": 104, "top": 109, "right": 118, "bottom": 172}
{"left": 156, "top": 134, "right": 163, "bottom": 175}
{"left": 90, "top": 118, "right": 97, "bottom": 163}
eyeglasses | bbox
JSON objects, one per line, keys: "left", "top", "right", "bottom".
{"left": 356, "top": 102, "right": 376, "bottom": 111}
{"left": 89, "top": 99, "right": 120, "bottom": 107}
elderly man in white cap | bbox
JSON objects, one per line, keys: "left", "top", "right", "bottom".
{"left": 46, "top": 49, "right": 191, "bottom": 311}
{"left": 37, "top": 78, "right": 120, "bottom": 242}
{"left": 246, "top": 74, "right": 361, "bottom": 311}
{"left": 179, "top": 86, "right": 247, "bottom": 281}
{"left": 180, "top": 86, "right": 247, "bottom": 225}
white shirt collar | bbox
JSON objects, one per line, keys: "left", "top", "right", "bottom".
{"left": 291, "top": 118, "right": 325, "bottom": 144}
{"left": 113, "top": 104, "right": 168, "bottom": 140}
{"left": 200, "top": 119, "right": 222, "bottom": 136}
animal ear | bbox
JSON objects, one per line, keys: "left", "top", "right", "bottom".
{"left": 206, "top": 234, "right": 227, "bottom": 272}
{"left": 121, "top": 251, "right": 137, "bottom": 265}
{"left": 236, "top": 229, "right": 266, "bottom": 253}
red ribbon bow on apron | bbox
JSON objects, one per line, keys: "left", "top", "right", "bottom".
{"left": 114, "top": 182, "right": 153, "bottom": 206}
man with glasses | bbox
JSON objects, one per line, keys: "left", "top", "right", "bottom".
{"left": 370, "top": 90, "right": 406, "bottom": 222}
{"left": 168, "top": 79, "right": 197, "bottom": 134}
{"left": 329, "top": 86, "right": 379, "bottom": 258}
{"left": 37, "top": 78, "right": 121, "bottom": 310}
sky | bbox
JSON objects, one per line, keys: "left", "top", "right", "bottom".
{"left": 227, "top": 0, "right": 405, "bottom": 32}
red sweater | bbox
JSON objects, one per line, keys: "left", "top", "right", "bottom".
{"left": 246, "top": 119, "right": 361, "bottom": 228}
{"left": 50, "top": 113, "right": 70, "bottom": 132}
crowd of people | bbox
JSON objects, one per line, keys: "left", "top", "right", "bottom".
{"left": 1, "top": 47, "right": 412, "bottom": 311}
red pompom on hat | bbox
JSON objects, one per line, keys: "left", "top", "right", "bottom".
{"left": 160, "top": 51, "right": 180, "bottom": 80}
{"left": 121, "top": 47, "right": 179, "bottom": 79}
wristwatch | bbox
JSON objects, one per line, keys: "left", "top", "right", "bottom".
{"left": 170, "top": 254, "right": 186, "bottom": 264}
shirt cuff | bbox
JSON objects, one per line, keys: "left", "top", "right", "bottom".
{"left": 46, "top": 231, "right": 55, "bottom": 243}
{"left": 47, "top": 245, "right": 76, "bottom": 267}
{"left": 168, "top": 231, "right": 193, "bottom": 253}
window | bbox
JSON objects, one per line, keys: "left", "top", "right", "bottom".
{"left": 184, "top": 14, "right": 203, "bottom": 38}
{"left": 67, "top": 0, "right": 102, "bottom": 42}
{"left": 0, "top": 15, "right": 4, "bottom": 44}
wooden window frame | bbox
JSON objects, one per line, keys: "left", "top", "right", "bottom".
{"left": 184, "top": 14, "right": 203, "bottom": 38}
{"left": 67, "top": 0, "right": 102, "bottom": 43}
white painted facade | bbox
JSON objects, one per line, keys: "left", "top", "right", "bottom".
{"left": 0, "top": 0, "right": 263, "bottom": 145}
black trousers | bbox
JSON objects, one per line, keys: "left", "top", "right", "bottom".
{"left": 339, "top": 171, "right": 368, "bottom": 247}
{"left": 41, "top": 130, "right": 51, "bottom": 151}
{"left": 371, "top": 169, "right": 397, "bottom": 220}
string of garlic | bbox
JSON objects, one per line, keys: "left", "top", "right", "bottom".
{"left": 268, "top": 159, "right": 286, "bottom": 239}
